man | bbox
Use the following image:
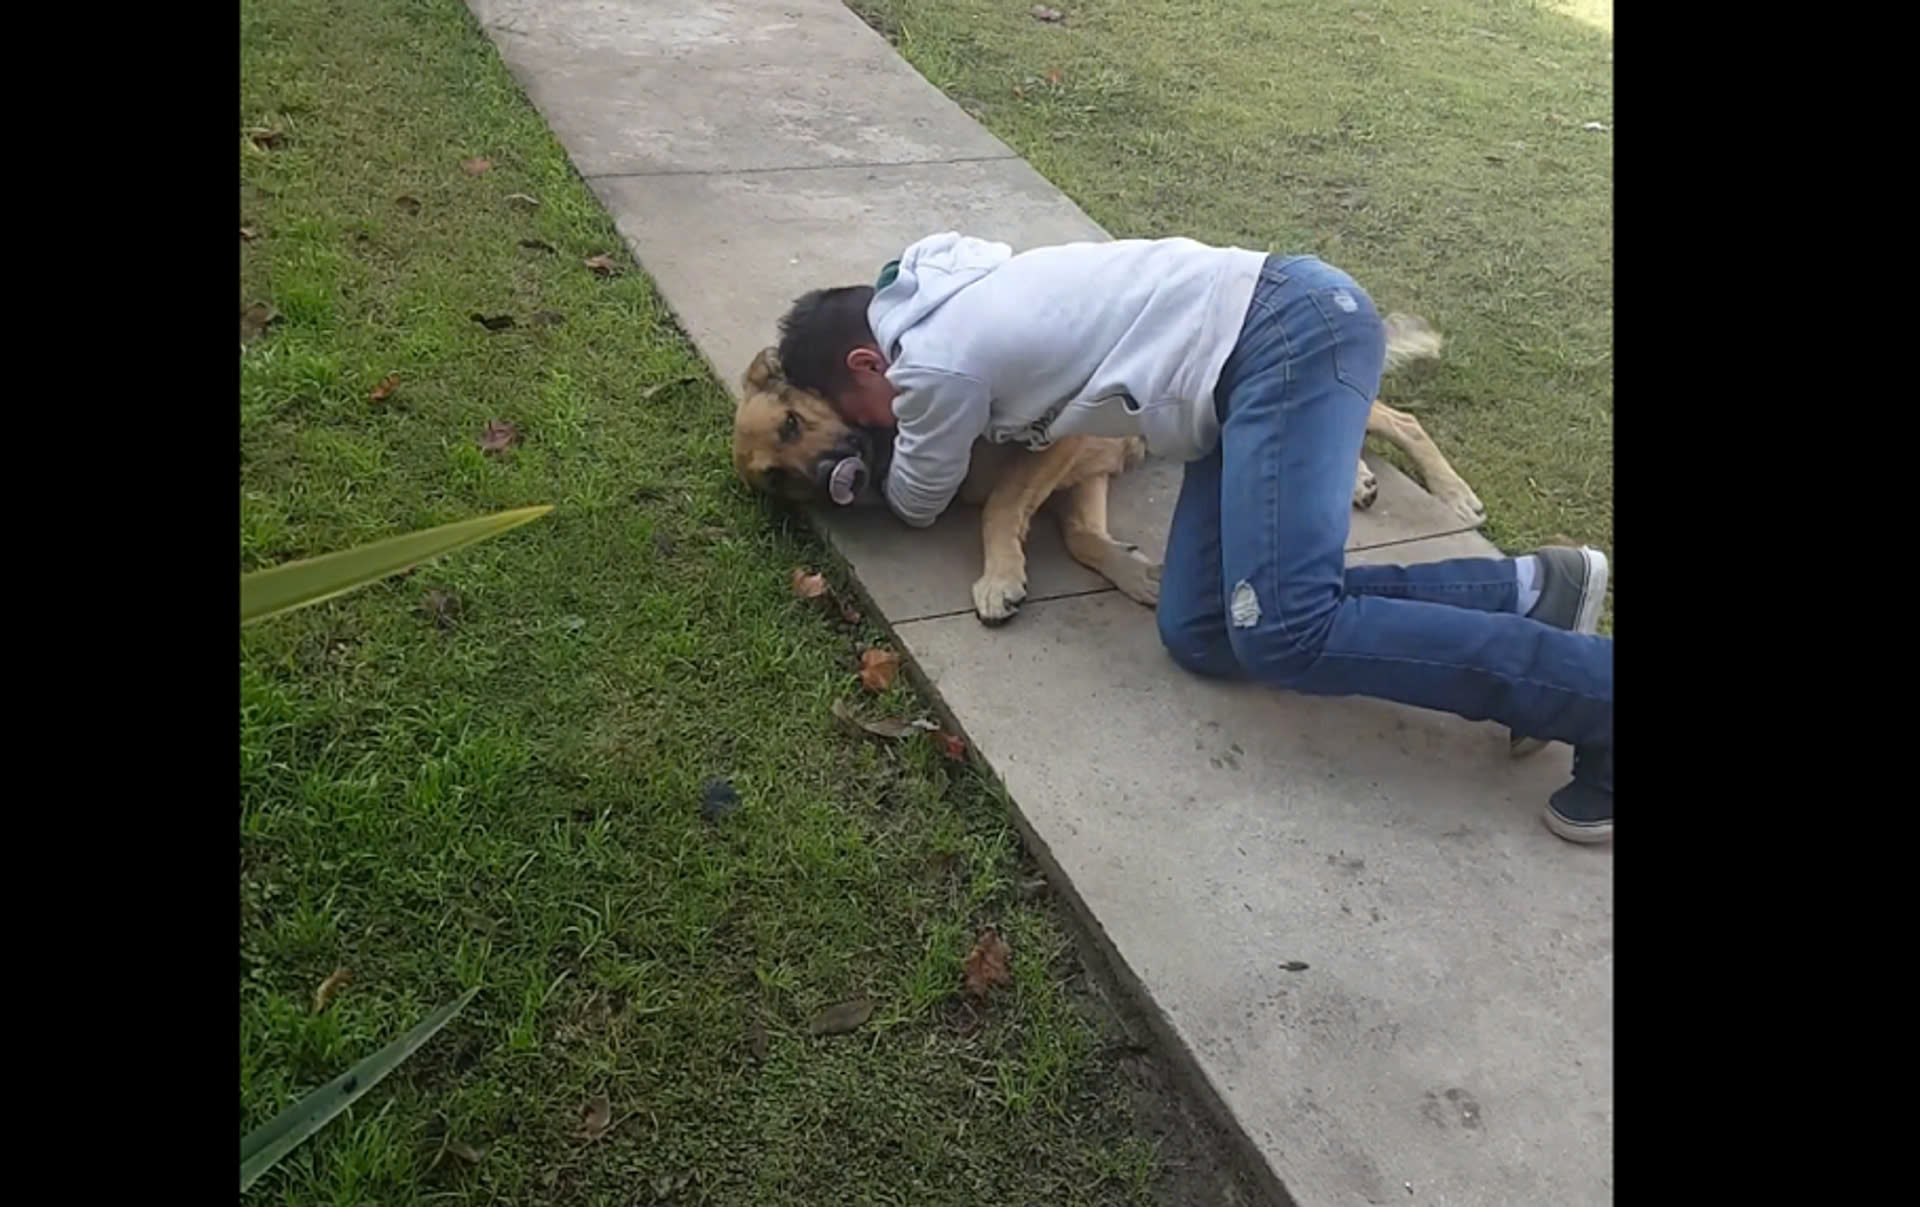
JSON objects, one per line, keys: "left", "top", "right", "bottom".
{"left": 776, "top": 233, "right": 1612, "bottom": 843}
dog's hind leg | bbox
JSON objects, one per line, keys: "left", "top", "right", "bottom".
{"left": 1059, "top": 476, "right": 1161, "bottom": 608}
{"left": 1353, "top": 456, "right": 1379, "bottom": 510}
{"left": 1366, "top": 401, "right": 1487, "bottom": 527}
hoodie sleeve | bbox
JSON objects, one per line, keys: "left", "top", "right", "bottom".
{"left": 884, "top": 366, "right": 991, "bottom": 528}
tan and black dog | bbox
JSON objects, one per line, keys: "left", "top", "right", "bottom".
{"left": 732, "top": 315, "right": 1483, "bottom": 625}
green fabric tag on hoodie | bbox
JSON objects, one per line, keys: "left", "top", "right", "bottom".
{"left": 875, "top": 259, "right": 900, "bottom": 290}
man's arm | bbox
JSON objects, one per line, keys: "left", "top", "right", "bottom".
{"left": 884, "top": 366, "right": 991, "bottom": 528}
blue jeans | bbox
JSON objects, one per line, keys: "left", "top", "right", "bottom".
{"left": 1157, "top": 256, "right": 1612, "bottom": 750}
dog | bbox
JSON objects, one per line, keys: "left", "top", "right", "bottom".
{"left": 732, "top": 314, "right": 1484, "bottom": 625}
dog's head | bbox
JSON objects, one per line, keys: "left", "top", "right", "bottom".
{"left": 732, "top": 347, "right": 885, "bottom": 505}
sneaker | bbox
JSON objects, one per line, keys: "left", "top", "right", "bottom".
{"left": 1510, "top": 546, "right": 1609, "bottom": 758}
{"left": 1544, "top": 745, "right": 1612, "bottom": 844}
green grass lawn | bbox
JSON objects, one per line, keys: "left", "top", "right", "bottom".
{"left": 239, "top": 1, "right": 1238, "bottom": 1201}
{"left": 851, "top": 0, "right": 1613, "bottom": 578}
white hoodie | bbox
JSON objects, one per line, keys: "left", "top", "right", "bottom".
{"left": 870, "top": 232, "right": 1266, "bottom": 527}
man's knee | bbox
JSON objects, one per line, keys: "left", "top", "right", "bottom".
{"left": 1223, "top": 581, "right": 1340, "bottom": 687}
{"left": 1157, "top": 609, "right": 1242, "bottom": 680}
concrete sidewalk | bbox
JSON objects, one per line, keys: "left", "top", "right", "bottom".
{"left": 469, "top": 2, "right": 1612, "bottom": 1202}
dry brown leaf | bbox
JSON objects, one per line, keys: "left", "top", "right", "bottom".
{"left": 962, "top": 930, "right": 1012, "bottom": 1000}
{"left": 461, "top": 156, "right": 493, "bottom": 175}
{"left": 583, "top": 253, "right": 622, "bottom": 277}
{"left": 638, "top": 375, "right": 696, "bottom": 400}
{"left": 312, "top": 967, "right": 352, "bottom": 1014}
{"left": 240, "top": 302, "right": 279, "bottom": 343}
{"left": 932, "top": 730, "right": 969, "bottom": 762}
{"left": 246, "top": 126, "right": 285, "bottom": 151}
{"left": 478, "top": 420, "right": 521, "bottom": 454}
{"left": 791, "top": 568, "right": 829, "bottom": 599}
{"left": 240, "top": 226, "right": 258, "bottom": 242}
{"left": 858, "top": 648, "right": 901, "bottom": 692}
{"left": 369, "top": 372, "right": 401, "bottom": 403}
{"left": 421, "top": 588, "right": 461, "bottom": 629}
{"left": 1044, "top": 67, "right": 1064, "bottom": 86}
{"left": 808, "top": 997, "right": 875, "bottom": 1036}
{"left": 577, "top": 1093, "right": 612, "bottom": 1141}
{"left": 831, "top": 697, "right": 936, "bottom": 741}
{"left": 838, "top": 596, "right": 863, "bottom": 625}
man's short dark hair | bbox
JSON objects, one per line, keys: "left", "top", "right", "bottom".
{"left": 777, "top": 285, "right": 876, "bottom": 402}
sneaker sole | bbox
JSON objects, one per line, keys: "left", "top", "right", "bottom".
{"left": 1511, "top": 548, "right": 1609, "bottom": 759}
{"left": 1543, "top": 807, "right": 1613, "bottom": 844}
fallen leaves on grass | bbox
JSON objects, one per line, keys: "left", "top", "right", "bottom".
{"left": 246, "top": 126, "right": 285, "bottom": 151}
{"left": 1044, "top": 67, "right": 1064, "bottom": 86}
{"left": 962, "top": 929, "right": 1013, "bottom": 1000}
{"left": 792, "top": 568, "right": 829, "bottom": 598}
{"left": 421, "top": 588, "right": 461, "bottom": 629}
{"left": 576, "top": 1093, "right": 612, "bottom": 1142}
{"left": 858, "top": 648, "right": 901, "bottom": 692}
{"left": 831, "top": 697, "right": 937, "bottom": 741}
{"left": 312, "top": 967, "right": 352, "bottom": 1013}
{"left": 478, "top": 420, "right": 521, "bottom": 454}
{"left": 932, "top": 729, "right": 968, "bottom": 762}
{"left": 746, "top": 1018, "right": 769, "bottom": 1062}
{"left": 583, "top": 253, "right": 622, "bottom": 277}
{"left": 240, "top": 226, "right": 258, "bottom": 242}
{"left": 792, "top": 567, "right": 864, "bottom": 623}
{"left": 461, "top": 156, "right": 493, "bottom": 175}
{"left": 652, "top": 1173, "right": 694, "bottom": 1198}
{"left": 699, "top": 779, "right": 740, "bottom": 822}
{"left": 470, "top": 312, "right": 516, "bottom": 332}
{"left": 519, "top": 238, "right": 556, "bottom": 254}
{"left": 369, "top": 372, "right": 400, "bottom": 403}
{"left": 240, "top": 302, "right": 279, "bottom": 343}
{"left": 638, "top": 375, "right": 697, "bottom": 400}
{"left": 809, "top": 998, "right": 874, "bottom": 1036}
{"left": 1031, "top": 5, "right": 1065, "bottom": 22}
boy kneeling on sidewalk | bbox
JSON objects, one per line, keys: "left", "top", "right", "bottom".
{"left": 777, "top": 233, "right": 1613, "bottom": 843}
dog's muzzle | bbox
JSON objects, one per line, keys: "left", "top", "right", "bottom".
{"left": 826, "top": 456, "right": 867, "bottom": 505}
{"left": 813, "top": 427, "right": 890, "bottom": 507}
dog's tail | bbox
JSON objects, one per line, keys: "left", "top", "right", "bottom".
{"left": 1382, "top": 313, "right": 1443, "bottom": 375}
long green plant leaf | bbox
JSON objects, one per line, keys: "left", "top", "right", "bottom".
{"left": 240, "top": 987, "right": 480, "bottom": 1192}
{"left": 241, "top": 506, "right": 552, "bottom": 625}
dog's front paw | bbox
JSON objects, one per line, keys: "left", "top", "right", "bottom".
{"left": 1434, "top": 481, "right": 1487, "bottom": 527}
{"left": 1352, "top": 463, "right": 1380, "bottom": 511}
{"left": 972, "top": 571, "right": 1028, "bottom": 626}
{"left": 1106, "top": 550, "right": 1161, "bottom": 608}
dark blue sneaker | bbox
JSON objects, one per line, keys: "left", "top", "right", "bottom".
{"left": 1545, "top": 745, "right": 1612, "bottom": 844}
{"left": 1511, "top": 546, "right": 1609, "bottom": 758}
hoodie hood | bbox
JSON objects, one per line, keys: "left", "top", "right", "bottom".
{"left": 868, "top": 232, "right": 1013, "bottom": 358}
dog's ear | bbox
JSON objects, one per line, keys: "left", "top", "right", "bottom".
{"left": 743, "top": 346, "right": 782, "bottom": 393}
